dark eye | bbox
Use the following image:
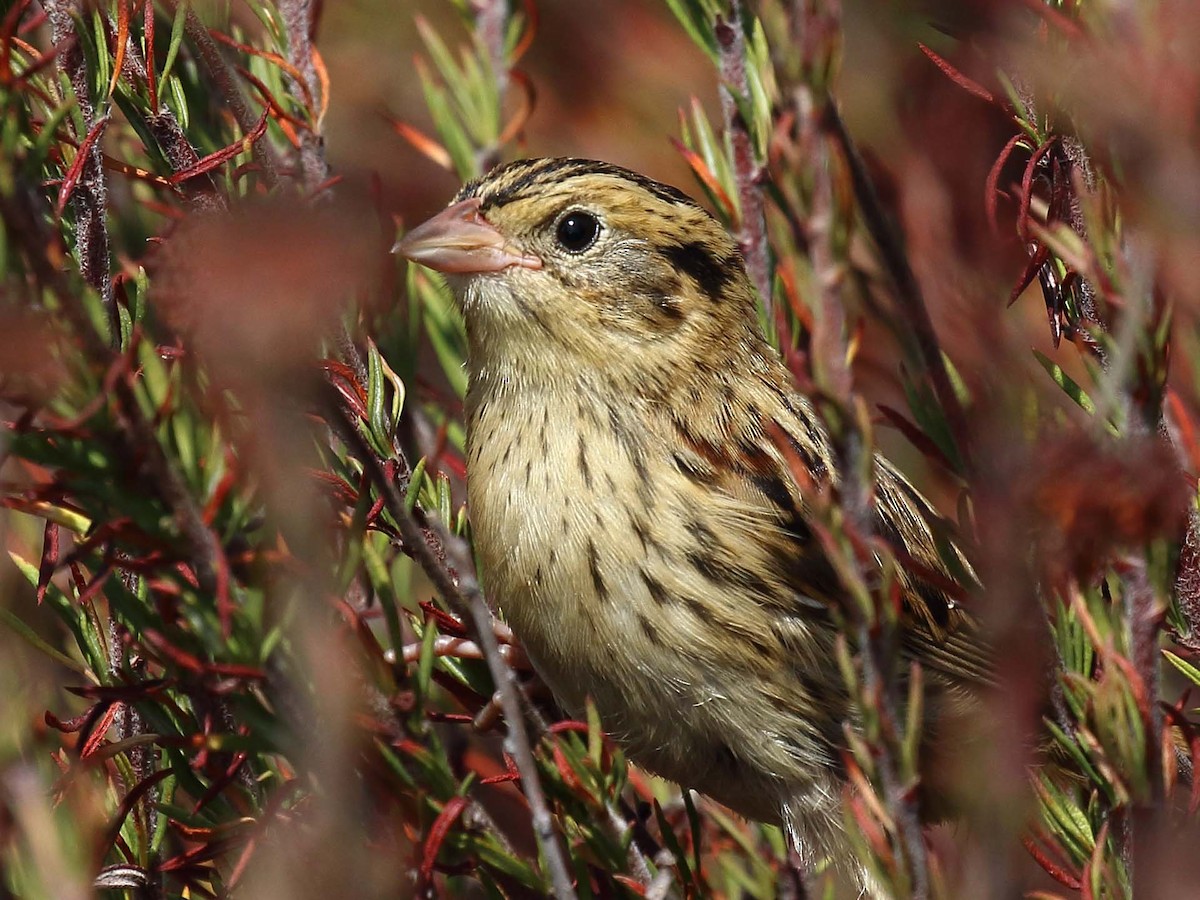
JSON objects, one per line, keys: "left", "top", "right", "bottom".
{"left": 555, "top": 211, "right": 600, "bottom": 253}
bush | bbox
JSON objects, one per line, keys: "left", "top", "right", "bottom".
{"left": 1, "top": 1, "right": 1198, "bottom": 897}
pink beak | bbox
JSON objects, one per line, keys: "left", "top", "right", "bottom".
{"left": 393, "top": 197, "right": 542, "bottom": 274}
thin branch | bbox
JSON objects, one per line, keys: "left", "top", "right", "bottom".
{"left": 473, "top": 0, "right": 510, "bottom": 173}
{"left": 1013, "top": 78, "right": 1102, "bottom": 349}
{"left": 780, "top": 845, "right": 811, "bottom": 900}
{"left": 1060, "top": 134, "right": 1100, "bottom": 326}
{"left": 605, "top": 803, "right": 654, "bottom": 889}
{"left": 1123, "top": 557, "right": 1165, "bottom": 804}
{"left": 14, "top": 6, "right": 224, "bottom": 616}
{"left": 328, "top": 392, "right": 578, "bottom": 900}
{"left": 790, "top": 2, "right": 930, "bottom": 892}
{"left": 43, "top": 0, "right": 116, "bottom": 342}
{"left": 177, "top": 3, "right": 282, "bottom": 188}
{"left": 808, "top": 93, "right": 931, "bottom": 900}
{"left": 276, "top": 0, "right": 366, "bottom": 387}
{"left": 716, "top": 4, "right": 772, "bottom": 318}
{"left": 279, "top": 0, "right": 329, "bottom": 194}
{"left": 1174, "top": 509, "right": 1200, "bottom": 651}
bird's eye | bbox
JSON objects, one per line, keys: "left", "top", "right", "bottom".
{"left": 554, "top": 211, "right": 600, "bottom": 253}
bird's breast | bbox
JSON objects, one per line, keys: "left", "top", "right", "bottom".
{"left": 463, "top": 376, "right": 845, "bottom": 819}
{"left": 465, "top": 380, "right": 662, "bottom": 706}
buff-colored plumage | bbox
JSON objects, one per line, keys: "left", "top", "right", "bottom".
{"left": 398, "top": 157, "right": 989, "bottom": 891}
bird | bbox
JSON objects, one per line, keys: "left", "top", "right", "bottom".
{"left": 395, "top": 157, "right": 990, "bottom": 892}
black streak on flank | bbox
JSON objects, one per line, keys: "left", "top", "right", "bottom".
{"left": 779, "top": 418, "right": 829, "bottom": 484}
{"left": 632, "top": 517, "right": 651, "bottom": 553}
{"left": 587, "top": 540, "right": 609, "bottom": 602}
{"left": 579, "top": 435, "right": 593, "bottom": 490}
{"left": 750, "top": 467, "right": 813, "bottom": 543}
{"left": 687, "top": 550, "right": 775, "bottom": 600}
{"left": 608, "top": 403, "right": 650, "bottom": 487}
{"left": 638, "top": 613, "right": 663, "bottom": 647}
{"left": 661, "top": 242, "right": 734, "bottom": 300}
{"left": 750, "top": 466, "right": 795, "bottom": 512}
{"left": 684, "top": 517, "right": 719, "bottom": 551}
{"left": 682, "top": 595, "right": 716, "bottom": 627}
{"left": 640, "top": 568, "right": 672, "bottom": 607}
{"left": 673, "top": 451, "right": 717, "bottom": 486}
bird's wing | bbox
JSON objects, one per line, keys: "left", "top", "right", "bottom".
{"left": 760, "top": 407, "right": 995, "bottom": 688}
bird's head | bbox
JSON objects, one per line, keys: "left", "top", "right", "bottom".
{"left": 396, "top": 158, "right": 764, "bottom": 390}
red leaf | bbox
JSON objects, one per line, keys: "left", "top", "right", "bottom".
{"left": 918, "top": 43, "right": 996, "bottom": 106}
{"left": 12, "top": 39, "right": 63, "bottom": 87}
{"left": 322, "top": 359, "right": 369, "bottom": 419}
{"left": 237, "top": 66, "right": 307, "bottom": 148}
{"left": 56, "top": 115, "right": 111, "bottom": 218}
{"left": 612, "top": 876, "right": 648, "bottom": 896}
{"left": 44, "top": 709, "right": 91, "bottom": 733}
{"left": 81, "top": 701, "right": 122, "bottom": 758}
{"left": 107, "top": 0, "right": 130, "bottom": 99}
{"left": 511, "top": 0, "right": 539, "bottom": 64}
{"left": 1008, "top": 243, "right": 1050, "bottom": 309}
{"left": 166, "top": 108, "right": 269, "bottom": 185}
{"left": 670, "top": 132, "right": 737, "bottom": 224}
{"left": 419, "top": 796, "right": 468, "bottom": 888}
{"left": 1018, "top": 137, "right": 1060, "bottom": 243}
{"left": 201, "top": 451, "right": 239, "bottom": 524}
{"left": 76, "top": 564, "right": 114, "bottom": 607}
{"left": 479, "top": 752, "right": 520, "bottom": 785}
{"left": 1167, "top": 389, "right": 1200, "bottom": 475}
{"left": 208, "top": 28, "right": 313, "bottom": 111}
{"left": 190, "top": 750, "right": 250, "bottom": 814}
{"left": 386, "top": 117, "right": 452, "bottom": 171}
{"left": 1023, "top": 834, "right": 1083, "bottom": 890}
{"left": 985, "top": 132, "right": 1028, "bottom": 234}
{"left": 547, "top": 719, "right": 614, "bottom": 769}
{"left": 0, "top": 0, "right": 32, "bottom": 82}
{"left": 876, "top": 404, "right": 955, "bottom": 472}
{"left": 141, "top": 628, "right": 206, "bottom": 673}
{"left": 100, "top": 770, "right": 172, "bottom": 854}
{"left": 551, "top": 742, "right": 583, "bottom": 794}
{"left": 419, "top": 601, "right": 467, "bottom": 637}
{"left": 36, "top": 520, "right": 58, "bottom": 604}
{"left": 204, "top": 661, "right": 267, "bottom": 680}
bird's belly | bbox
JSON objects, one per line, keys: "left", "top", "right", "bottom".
{"left": 507, "top": 567, "right": 816, "bottom": 825}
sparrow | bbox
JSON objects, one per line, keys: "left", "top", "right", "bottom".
{"left": 396, "top": 157, "right": 989, "bottom": 890}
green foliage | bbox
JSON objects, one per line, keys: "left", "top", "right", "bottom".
{"left": 1, "top": 1, "right": 1198, "bottom": 899}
